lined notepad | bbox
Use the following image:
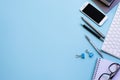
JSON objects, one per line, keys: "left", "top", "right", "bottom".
{"left": 92, "top": 58, "right": 120, "bottom": 80}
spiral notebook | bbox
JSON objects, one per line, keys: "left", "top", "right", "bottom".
{"left": 92, "top": 58, "right": 120, "bottom": 80}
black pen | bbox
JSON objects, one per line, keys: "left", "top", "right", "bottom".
{"left": 81, "top": 24, "right": 104, "bottom": 42}
{"left": 81, "top": 17, "right": 105, "bottom": 39}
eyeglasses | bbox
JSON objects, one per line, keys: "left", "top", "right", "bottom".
{"left": 98, "top": 63, "right": 120, "bottom": 80}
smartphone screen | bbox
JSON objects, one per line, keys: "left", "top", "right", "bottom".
{"left": 82, "top": 3, "right": 105, "bottom": 24}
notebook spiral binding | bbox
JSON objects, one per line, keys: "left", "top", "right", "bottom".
{"left": 92, "top": 58, "right": 101, "bottom": 80}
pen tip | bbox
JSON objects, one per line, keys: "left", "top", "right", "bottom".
{"left": 85, "top": 35, "right": 88, "bottom": 38}
{"left": 85, "top": 35, "right": 90, "bottom": 41}
{"left": 81, "top": 24, "right": 83, "bottom": 26}
{"left": 81, "top": 17, "right": 85, "bottom": 20}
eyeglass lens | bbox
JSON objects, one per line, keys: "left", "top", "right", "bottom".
{"left": 109, "top": 63, "right": 120, "bottom": 73}
{"left": 99, "top": 73, "right": 110, "bottom": 80}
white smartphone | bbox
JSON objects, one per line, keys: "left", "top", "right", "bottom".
{"left": 80, "top": 2, "right": 107, "bottom": 26}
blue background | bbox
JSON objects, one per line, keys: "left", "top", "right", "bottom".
{"left": 0, "top": 0, "right": 120, "bottom": 80}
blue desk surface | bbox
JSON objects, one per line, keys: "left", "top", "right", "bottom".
{"left": 0, "top": 0, "right": 120, "bottom": 80}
